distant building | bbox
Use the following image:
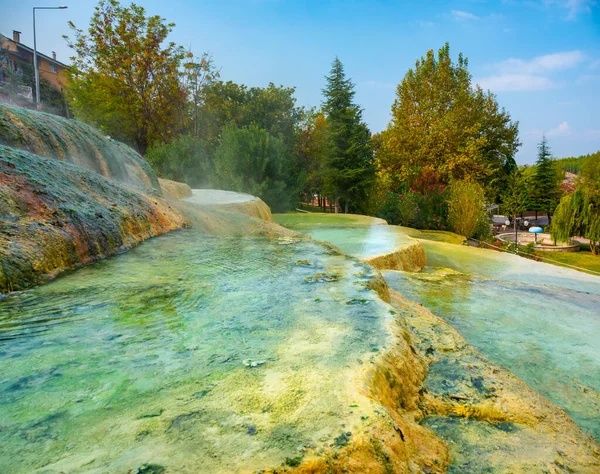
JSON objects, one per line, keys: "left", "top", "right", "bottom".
{"left": 0, "top": 30, "right": 69, "bottom": 100}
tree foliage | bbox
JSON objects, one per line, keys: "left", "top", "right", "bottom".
{"left": 295, "top": 110, "right": 330, "bottom": 199}
{"left": 447, "top": 180, "right": 487, "bottom": 238}
{"left": 531, "top": 136, "right": 562, "bottom": 218}
{"left": 214, "top": 124, "right": 299, "bottom": 212}
{"left": 552, "top": 153, "right": 600, "bottom": 254}
{"left": 146, "top": 80, "right": 304, "bottom": 210}
{"left": 379, "top": 43, "right": 520, "bottom": 199}
{"left": 64, "top": 0, "right": 186, "bottom": 154}
{"left": 145, "top": 135, "right": 212, "bottom": 187}
{"left": 182, "top": 52, "right": 219, "bottom": 137}
{"left": 321, "top": 57, "right": 375, "bottom": 213}
{"left": 501, "top": 169, "right": 530, "bottom": 219}
{"left": 554, "top": 153, "right": 595, "bottom": 175}
{"left": 198, "top": 81, "right": 300, "bottom": 150}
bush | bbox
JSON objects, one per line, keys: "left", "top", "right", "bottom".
{"left": 415, "top": 184, "right": 448, "bottom": 230}
{"left": 146, "top": 135, "right": 213, "bottom": 187}
{"left": 376, "top": 193, "right": 401, "bottom": 224}
{"left": 474, "top": 215, "right": 492, "bottom": 241}
{"left": 397, "top": 191, "right": 419, "bottom": 226}
{"left": 214, "top": 124, "right": 300, "bottom": 212}
{"left": 447, "top": 180, "right": 487, "bottom": 238}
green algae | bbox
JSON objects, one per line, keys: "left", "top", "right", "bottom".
{"left": 0, "top": 231, "right": 393, "bottom": 473}
{"left": 0, "top": 104, "right": 159, "bottom": 191}
{"left": 0, "top": 145, "right": 183, "bottom": 293}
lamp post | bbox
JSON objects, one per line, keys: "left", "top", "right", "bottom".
{"left": 33, "top": 5, "right": 68, "bottom": 109}
{"left": 505, "top": 217, "right": 529, "bottom": 251}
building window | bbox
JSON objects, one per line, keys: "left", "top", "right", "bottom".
{"left": 50, "top": 63, "right": 57, "bottom": 73}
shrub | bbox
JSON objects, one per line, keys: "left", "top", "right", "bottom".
{"left": 415, "top": 184, "right": 448, "bottom": 230}
{"left": 377, "top": 192, "right": 402, "bottom": 224}
{"left": 376, "top": 190, "right": 419, "bottom": 226}
{"left": 397, "top": 191, "right": 419, "bottom": 226}
{"left": 447, "top": 180, "right": 487, "bottom": 238}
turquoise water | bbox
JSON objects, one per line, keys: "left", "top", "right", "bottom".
{"left": 275, "top": 219, "right": 600, "bottom": 440}
{"left": 282, "top": 225, "right": 414, "bottom": 259}
{"left": 384, "top": 240, "right": 600, "bottom": 440}
{"left": 0, "top": 230, "right": 391, "bottom": 473}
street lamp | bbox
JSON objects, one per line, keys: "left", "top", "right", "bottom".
{"left": 505, "top": 217, "right": 529, "bottom": 250}
{"left": 33, "top": 5, "right": 68, "bottom": 109}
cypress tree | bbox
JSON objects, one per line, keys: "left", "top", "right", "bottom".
{"left": 322, "top": 57, "right": 375, "bottom": 213}
{"left": 532, "top": 135, "right": 561, "bottom": 222}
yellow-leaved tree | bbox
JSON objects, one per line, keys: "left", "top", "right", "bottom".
{"left": 64, "top": 0, "right": 186, "bottom": 155}
{"left": 379, "top": 43, "right": 520, "bottom": 200}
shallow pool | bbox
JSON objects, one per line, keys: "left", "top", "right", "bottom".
{"left": 384, "top": 240, "right": 600, "bottom": 440}
{"left": 0, "top": 230, "right": 391, "bottom": 473}
{"left": 280, "top": 224, "right": 414, "bottom": 260}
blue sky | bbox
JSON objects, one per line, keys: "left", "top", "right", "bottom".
{"left": 2, "top": 0, "right": 599, "bottom": 164}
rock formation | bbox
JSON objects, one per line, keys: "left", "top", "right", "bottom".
{"left": 0, "top": 104, "right": 160, "bottom": 191}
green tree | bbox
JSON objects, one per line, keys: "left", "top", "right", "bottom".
{"left": 295, "top": 109, "right": 330, "bottom": 206}
{"left": 581, "top": 151, "right": 600, "bottom": 197}
{"left": 380, "top": 43, "right": 520, "bottom": 197}
{"left": 321, "top": 57, "right": 375, "bottom": 213}
{"left": 182, "top": 51, "right": 219, "bottom": 137}
{"left": 532, "top": 136, "right": 561, "bottom": 222}
{"left": 553, "top": 153, "right": 600, "bottom": 254}
{"left": 501, "top": 169, "right": 531, "bottom": 230}
{"left": 447, "top": 180, "right": 487, "bottom": 238}
{"left": 197, "top": 81, "right": 300, "bottom": 150}
{"left": 146, "top": 135, "right": 212, "bottom": 187}
{"left": 65, "top": 0, "right": 186, "bottom": 154}
{"left": 214, "top": 124, "right": 300, "bottom": 211}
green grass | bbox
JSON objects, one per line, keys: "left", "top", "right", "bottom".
{"left": 534, "top": 244, "right": 600, "bottom": 275}
{"left": 273, "top": 212, "right": 385, "bottom": 228}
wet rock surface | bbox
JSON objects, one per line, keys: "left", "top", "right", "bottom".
{"left": 0, "top": 146, "right": 185, "bottom": 293}
{"left": 0, "top": 104, "right": 160, "bottom": 191}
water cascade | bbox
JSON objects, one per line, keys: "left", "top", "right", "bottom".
{"left": 0, "top": 104, "right": 159, "bottom": 191}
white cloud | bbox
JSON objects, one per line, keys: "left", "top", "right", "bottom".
{"left": 451, "top": 10, "right": 480, "bottom": 20}
{"left": 543, "top": 0, "right": 597, "bottom": 20}
{"left": 547, "top": 121, "right": 572, "bottom": 136}
{"left": 494, "top": 51, "right": 585, "bottom": 74}
{"left": 565, "top": 0, "right": 596, "bottom": 20}
{"left": 476, "top": 74, "right": 558, "bottom": 91}
{"left": 476, "top": 51, "right": 587, "bottom": 91}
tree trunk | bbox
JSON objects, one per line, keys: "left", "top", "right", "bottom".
{"left": 137, "top": 139, "right": 147, "bottom": 156}
{"left": 194, "top": 100, "right": 199, "bottom": 137}
{"left": 345, "top": 199, "right": 349, "bottom": 214}
{"left": 334, "top": 197, "right": 340, "bottom": 214}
